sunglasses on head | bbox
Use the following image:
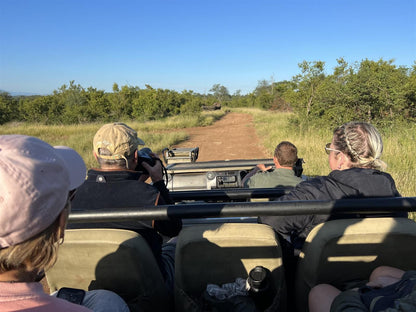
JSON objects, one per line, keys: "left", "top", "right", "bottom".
{"left": 325, "top": 143, "right": 341, "bottom": 155}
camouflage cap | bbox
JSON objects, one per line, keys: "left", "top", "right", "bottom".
{"left": 93, "top": 122, "right": 145, "bottom": 160}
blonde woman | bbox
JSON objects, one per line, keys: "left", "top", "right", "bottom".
{"left": 258, "top": 122, "right": 407, "bottom": 300}
{"left": 260, "top": 121, "right": 406, "bottom": 252}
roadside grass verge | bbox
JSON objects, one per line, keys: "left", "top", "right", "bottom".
{"left": 1, "top": 108, "right": 414, "bottom": 218}
{"left": 0, "top": 111, "right": 225, "bottom": 169}
{"left": 134, "top": 110, "right": 226, "bottom": 131}
{"left": 230, "top": 108, "right": 416, "bottom": 201}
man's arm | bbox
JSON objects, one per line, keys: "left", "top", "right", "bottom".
{"left": 141, "top": 156, "right": 173, "bottom": 204}
{"left": 141, "top": 159, "right": 181, "bottom": 237}
{"left": 241, "top": 164, "right": 273, "bottom": 187}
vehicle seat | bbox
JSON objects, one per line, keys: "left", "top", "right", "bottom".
{"left": 46, "top": 228, "right": 170, "bottom": 312}
{"left": 294, "top": 217, "right": 416, "bottom": 312}
{"left": 174, "top": 223, "right": 286, "bottom": 311}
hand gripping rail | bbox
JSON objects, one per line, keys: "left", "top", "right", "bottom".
{"left": 68, "top": 197, "right": 416, "bottom": 223}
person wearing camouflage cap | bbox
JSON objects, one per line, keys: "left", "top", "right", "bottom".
{"left": 93, "top": 122, "right": 145, "bottom": 167}
{"left": 70, "top": 122, "right": 182, "bottom": 294}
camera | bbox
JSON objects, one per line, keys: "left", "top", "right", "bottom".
{"left": 293, "top": 158, "right": 304, "bottom": 177}
{"left": 135, "top": 148, "right": 157, "bottom": 174}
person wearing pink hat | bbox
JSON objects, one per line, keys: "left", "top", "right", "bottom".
{"left": 0, "top": 135, "right": 129, "bottom": 312}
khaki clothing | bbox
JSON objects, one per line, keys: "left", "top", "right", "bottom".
{"left": 245, "top": 168, "right": 302, "bottom": 189}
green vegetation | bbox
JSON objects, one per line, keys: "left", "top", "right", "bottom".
{"left": 285, "top": 59, "right": 416, "bottom": 130}
{"left": 231, "top": 108, "right": 415, "bottom": 218}
{"left": 1, "top": 58, "right": 414, "bottom": 129}
{"left": 0, "top": 82, "right": 223, "bottom": 125}
{"left": 133, "top": 110, "right": 226, "bottom": 131}
{"left": 1, "top": 108, "right": 414, "bottom": 219}
{"left": 0, "top": 111, "right": 225, "bottom": 169}
{"left": 243, "top": 109, "right": 416, "bottom": 197}
{"left": 1, "top": 57, "right": 414, "bottom": 215}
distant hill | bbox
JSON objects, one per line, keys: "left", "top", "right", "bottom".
{"left": 0, "top": 90, "right": 41, "bottom": 96}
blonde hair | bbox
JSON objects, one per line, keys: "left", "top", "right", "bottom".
{"left": 333, "top": 121, "right": 387, "bottom": 171}
{"left": 0, "top": 202, "right": 68, "bottom": 274}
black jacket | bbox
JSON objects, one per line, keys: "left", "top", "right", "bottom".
{"left": 70, "top": 169, "right": 182, "bottom": 262}
{"left": 259, "top": 168, "right": 405, "bottom": 247}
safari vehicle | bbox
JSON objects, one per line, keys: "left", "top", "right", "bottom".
{"left": 162, "top": 146, "right": 273, "bottom": 191}
{"left": 44, "top": 148, "right": 416, "bottom": 312}
{"left": 162, "top": 147, "right": 304, "bottom": 192}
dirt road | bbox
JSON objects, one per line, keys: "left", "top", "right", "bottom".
{"left": 40, "top": 112, "right": 269, "bottom": 293}
{"left": 172, "top": 112, "right": 269, "bottom": 161}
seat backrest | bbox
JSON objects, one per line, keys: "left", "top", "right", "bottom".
{"left": 46, "top": 228, "right": 170, "bottom": 312}
{"left": 175, "top": 223, "right": 286, "bottom": 311}
{"left": 295, "top": 217, "right": 416, "bottom": 312}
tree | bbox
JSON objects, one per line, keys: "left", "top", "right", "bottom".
{"left": 346, "top": 59, "right": 409, "bottom": 122}
{"left": 0, "top": 92, "right": 17, "bottom": 124}
{"left": 293, "top": 60, "right": 326, "bottom": 117}
{"left": 18, "top": 95, "right": 57, "bottom": 123}
{"left": 108, "top": 84, "right": 139, "bottom": 120}
{"left": 252, "top": 80, "right": 270, "bottom": 108}
{"left": 179, "top": 90, "right": 203, "bottom": 115}
{"left": 271, "top": 81, "right": 296, "bottom": 111}
{"left": 288, "top": 58, "right": 415, "bottom": 129}
{"left": 403, "top": 63, "right": 416, "bottom": 118}
{"left": 51, "top": 81, "right": 88, "bottom": 123}
{"left": 209, "top": 84, "right": 230, "bottom": 103}
{"left": 83, "top": 87, "right": 111, "bottom": 121}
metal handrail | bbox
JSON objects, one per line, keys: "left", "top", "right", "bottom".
{"left": 69, "top": 196, "right": 416, "bottom": 223}
{"left": 169, "top": 187, "right": 292, "bottom": 201}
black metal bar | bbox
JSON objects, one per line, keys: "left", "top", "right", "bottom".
{"left": 167, "top": 159, "right": 274, "bottom": 170}
{"left": 169, "top": 187, "right": 292, "bottom": 201}
{"left": 68, "top": 197, "right": 416, "bottom": 223}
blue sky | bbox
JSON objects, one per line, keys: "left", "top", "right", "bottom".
{"left": 1, "top": 0, "right": 415, "bottom": 95}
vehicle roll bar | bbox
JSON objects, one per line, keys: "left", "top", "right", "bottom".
{"left": 68, "top": 197, "right": 416, "bottom": 223}
{"left": 167, "top": 158, "right": 274, "bottom": 171}
{"left": 169, "top": 187, "right": 292, "bottom": 201}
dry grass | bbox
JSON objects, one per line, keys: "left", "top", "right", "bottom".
{"left": 2, "top": 109, "right": 414, "bottom": 218}
{"left": 0, "top": 111, "right": 225, "bottom": 169}
{"left": 230, "top": 108, "right": 416, "bottom": 200}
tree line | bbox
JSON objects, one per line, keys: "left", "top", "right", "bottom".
{"left": 1, "top": 58, "right": 415, "bottom": 128}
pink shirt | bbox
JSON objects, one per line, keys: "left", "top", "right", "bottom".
{"left": 0, "top": 282, "right": 91, "bottom": 312}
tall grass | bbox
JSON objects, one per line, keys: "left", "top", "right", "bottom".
{"left": 382, "top": 124, "right": 416, "bottom": 199}
{"left": 230, "top": 108, "right": 416, "bottom": 199}
{"left": 233, "top": 108, "right": 416, "bottom": 219}
{"left": 134, "top": 110, "right": 226, "bottom": 131}
{"left": 1, "top": 109, "right": 414, "bottom": 199}
{"left": 227, "top": 108, "right": 332, "bottom": 177}
{"left": 0, "top": 111, "right": 225, "bottom": 169}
